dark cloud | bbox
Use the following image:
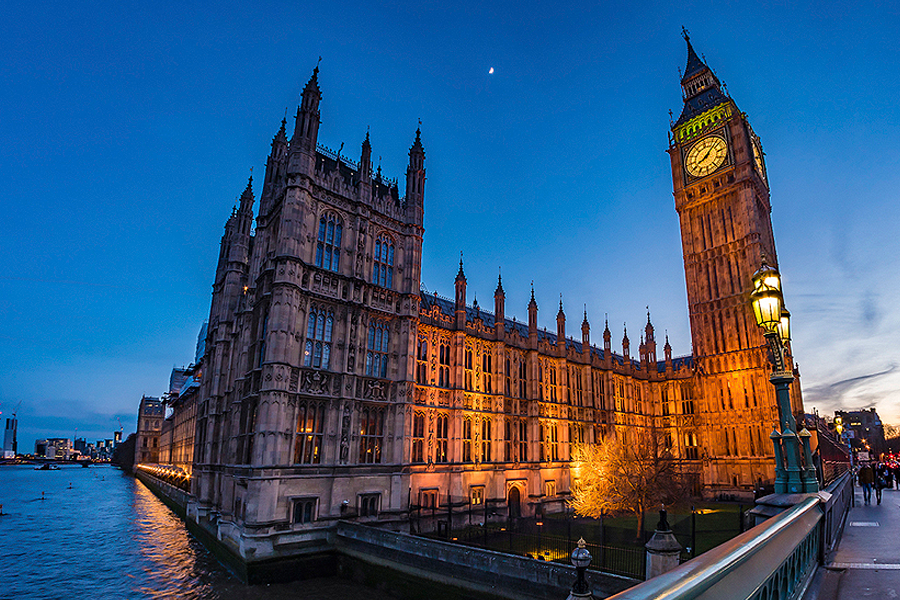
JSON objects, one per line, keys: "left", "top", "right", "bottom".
{"left": 803, "top": 364, "right": 896, "bottom": 414}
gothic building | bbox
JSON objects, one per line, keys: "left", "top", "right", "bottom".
{"left": 186, "top": 36, "right": 802, "bottom": 558}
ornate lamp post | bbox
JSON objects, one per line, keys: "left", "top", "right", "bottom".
{"left": 750, "top": 260, "right": 819, "bottom": 494}
{"left": 567, "top": 538, "right": 593, "bottom": 599}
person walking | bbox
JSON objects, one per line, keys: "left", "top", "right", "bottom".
{"left": 858, "top": 462, "right": 875, "bottom": 505}
{"left": 875, "top": 463, "right": 891, "bottom": 505}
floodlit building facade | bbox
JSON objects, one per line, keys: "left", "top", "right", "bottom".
{"left": 185, "top": 37, "right": 803, "bottom": 555}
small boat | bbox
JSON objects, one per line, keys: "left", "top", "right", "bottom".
{"left": 34, "top": 463, "right": 60, "bottom": 471}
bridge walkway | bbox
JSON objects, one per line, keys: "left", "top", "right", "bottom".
{"left": 805, "top": 485, "right": 900, "bottom": 600}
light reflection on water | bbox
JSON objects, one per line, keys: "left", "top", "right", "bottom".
{"left": 0, "top": 465, "right": 396, "bottom": 600}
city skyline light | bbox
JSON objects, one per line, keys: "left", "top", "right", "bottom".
{"left": 2, "top": 2, "right": 899, "bottom": 447}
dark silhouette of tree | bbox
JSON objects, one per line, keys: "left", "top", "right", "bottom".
{"left": 111, "top": 433, "right": 136, "bottom": 473}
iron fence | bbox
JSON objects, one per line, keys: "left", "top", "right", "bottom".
{"left": 410, "top": 495, "right": 749, "bottom": 581}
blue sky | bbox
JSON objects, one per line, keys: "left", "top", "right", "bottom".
{"left": 2, "top": 1, "right": 899, "bottom": 447}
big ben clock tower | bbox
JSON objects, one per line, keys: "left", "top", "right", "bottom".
{"left": 669, "top": 30, "right": 803, "bottom": 495}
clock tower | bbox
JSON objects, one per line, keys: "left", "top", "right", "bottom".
{"left": 668, "top": 31, "right": 803, "bottom": 493}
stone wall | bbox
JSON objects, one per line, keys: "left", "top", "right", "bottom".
{"left": 136, "top": 470, "right": 635, "bottom": 597}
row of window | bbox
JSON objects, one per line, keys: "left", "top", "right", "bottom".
{"left": 292, "top": 492, "right": 381, "bottom": 524}
{"left": 290, "top": 402, "right": 702, "bottom": 467}
{"left": 315, "top": 213, "right": 396, "bottom": 290}
{"left": 415, "top": 340, "right": 695, "bottom": 415}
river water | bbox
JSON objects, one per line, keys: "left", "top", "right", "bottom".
{"left": 0, "top": 464, "right": 397, "bottom": 600}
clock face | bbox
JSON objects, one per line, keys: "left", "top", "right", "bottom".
{"left": 685, "top": 135, "right": 728, "bottom": 178}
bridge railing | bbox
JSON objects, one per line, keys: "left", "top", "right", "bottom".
{"left": 606, "top": 497, "right": 820, "bottom": 600}
{"left": 604, "top": 471, "right": 853, "bottom": 600}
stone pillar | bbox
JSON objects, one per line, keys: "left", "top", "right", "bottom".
{"left": 644, "top": 508, "right": 683, "bottom": 580}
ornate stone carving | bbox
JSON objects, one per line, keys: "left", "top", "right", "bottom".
{"left": 362, "top": 378, "right": 388, "bottom": 401}
{"left": 300, "top": 369, "right": 330, "bottom": 394}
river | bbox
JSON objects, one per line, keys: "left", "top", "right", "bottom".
{"left": 0, "top": 464, "right": 397, "bottom": 599}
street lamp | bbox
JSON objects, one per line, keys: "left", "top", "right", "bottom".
{"left": 567, "top": 538, "right": 592, "bottom": 599}
{"left": 750, "top": 259, "right": 819, "bottom": 494}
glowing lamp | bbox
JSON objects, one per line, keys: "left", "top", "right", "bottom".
{"left": 750, "top": 261, "right": 783, "bottom": 334}
{"left": 834, "top": 416, "right": 843, "bottom": 435}
{"left": 777, "top": 307, "right": 791, "bottom": 343}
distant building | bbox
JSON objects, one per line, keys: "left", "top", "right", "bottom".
{"left": 835, "top": 408, "right": 886, "bottom": 458}
{"left": 159, "top": 324, "right": 206, "bottom": 475}
{"left": 2, "top": 417, "right": 17, "bottom": 458}
{"left": 35, "top": 437, "right": 71, "bottom": 459}
{"left": 134, "top": 396, "right": 164, "bottom": 464}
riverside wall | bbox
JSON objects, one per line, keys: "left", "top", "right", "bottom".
{"left": 135, "top": 470, "right": 636, "bottom": 599}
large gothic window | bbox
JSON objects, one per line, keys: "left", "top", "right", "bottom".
{"left": 412, "top": 412, "right": 425, "bottom": 463}
{"left": 293, "top": 403, "right": 325, "bottom": 464}
{"left": 372, "top": 234, "right": 394, "bottom": 289}
{"left": 435, "top": 414, "right": 448, "bottom": 463}
{"left": 304, "top": 309, "right": 334, "bottom": 369}
{"left": 358, "top": 407, "right": 384, "bottom": 464}
{"left": 315, "top": 213, "right": 342, "bottom": 272}
{"left": 462, "top": 418, "right": 473, "bottom": 463}
{"left": 416, "top": 338, "right": 428, "bottom": 385}
{"left": 438, "top": 342, "right": 451, "bottom": 387}
{"left": 480, "top": 417, "right": 492, "bottom": 462}
{"left": 366, "top": 322, "right": 390, "bottom": 378}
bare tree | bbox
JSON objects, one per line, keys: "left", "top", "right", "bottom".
{"left": 570, "top": 425, "right": 688, "bottom": 537}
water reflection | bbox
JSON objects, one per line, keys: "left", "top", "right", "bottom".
{"left": 0, "top": 465, "right": 396, "bottom": 600}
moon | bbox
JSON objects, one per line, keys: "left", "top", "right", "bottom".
{"left": 488, "top": 67, "right": 494, "bottom": 74}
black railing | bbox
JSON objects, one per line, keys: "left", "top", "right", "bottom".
{"left": 410, "top": 498, "right": 749, "bottom": 581}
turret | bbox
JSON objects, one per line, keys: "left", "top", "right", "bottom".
{"left": 212, "top": 179, "right": 254, "bottom": 324}
{"left": 603, "top": 316, "right": 611, "bottom": 356}
{"left": 360, "top": 131, "right": 372, "bottom": 183}
{"left": 556, "top": 296, "right": 566, "bottom": 355}
{"left": 455, "top": 257, "right": 466, "bottom": 329}
{"left": 581, "top": 308, "right": 590, "bottom": 359}
{"left": 528, "top": 284, "right": 538, "bottom": 344}
{"left": 622, "top": 325, "right": 630, "bottom": 361}
{"left": 406, "top": 126, "right": 425, "bottom": 223}
{"left": 260, "top": 118, "right": 288, "bottom": 217}
{"left": 664, "top": 334, "right": 673, "bottom": 372}
{"left": 288, "top": 66, "right": 322, "bottom": 176}
{"left": 494, "top": 271, "right": 505, "bottom": 339}
{"left": 644, "top": 309, "right": 657, "bottom": 366}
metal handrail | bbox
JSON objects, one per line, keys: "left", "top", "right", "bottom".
{"left": 606, "top": 496, "right": 821, "bottom": 599}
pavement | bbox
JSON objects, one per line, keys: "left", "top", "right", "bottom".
{"left": 804, "top": 485, "right": 900, "bottom": 600}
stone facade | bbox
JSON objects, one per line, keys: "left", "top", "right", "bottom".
{"left": 185, "top": 38, "right": 803, "bottom": 558}
{"left": 135, "top": 395, "right": 164, "bottom": 464}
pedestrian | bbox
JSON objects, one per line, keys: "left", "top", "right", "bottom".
{"left": 858, "top": 462, "right": 875, "bottom": 505}
{"left": 893, "top": 464, "right": 900, "bottom": 489}
{"left": 875, "top": 463, "right": 891, "bottom": 505}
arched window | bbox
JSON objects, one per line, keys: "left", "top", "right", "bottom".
{"left": 481, "top": 418, "right": 493, "bottom": 462}
{"left": 372, "top": 234, "right": 394, "bottom": 289}
{"left": 462, "top": 418, "right": 473, "bottom": 463}
{"left": 412, "top": 412, "right": 425, "bottom": 463}
{"left": 438, "top": 342, "right": 451, "bottom": 387}
{"left": 358, "top": 407, "right": 384, "bottom": 464}
{"left": 315, "top": 213, "right": 342, "bottom": 272}
{"left": 366, "top": 322, "right": 390, "bottom": 378}
{"left": 416, "top": 338, "right": 428, "bottom": 385}
{"left": 304, "top": 308, "right": 334, "bottom": 369}
{"left": 435, "top": 414, "right": 448, "bottom": 463}
{"left": 294, "top": 403, "right": 325, "bottom": 464}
